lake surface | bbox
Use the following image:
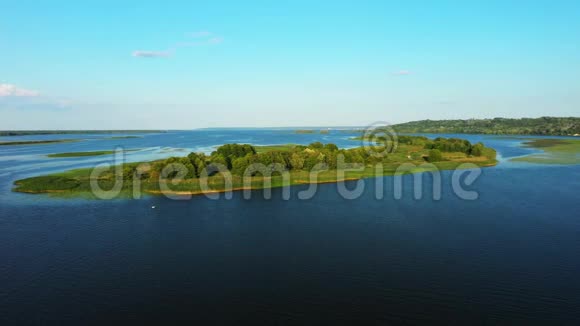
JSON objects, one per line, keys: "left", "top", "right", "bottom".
{"left": 1, "top": 129, "right": 579, "bottom": 324}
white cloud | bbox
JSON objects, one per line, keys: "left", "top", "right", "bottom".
{"left": 0, "top": 83, "right": 74, "bottom": 110}
{"left": 132, "top": 50, "right": 171, "bottom": 58}
{"left": 132, "top": 31, "right": 223, "bottom": 58}
{"left": 392, "top": 70, "right": 412, "bottom": 76}
{"left": 0, "top": 83, "right": 40, "bottom": 97}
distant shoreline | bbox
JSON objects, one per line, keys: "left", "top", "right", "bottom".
{"left": 2, "top": 116, "right": 579, "bottom": 137}
{"left": 0, "top": 130, "right": 166, "bottom": 136}
{"left": 390, "top": 117, "right": 579, "bottom": 136}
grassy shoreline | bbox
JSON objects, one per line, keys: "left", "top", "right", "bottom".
{"left": 47, "top": 149, "right": 139, "bottom": 158}
{"left": 47, "top": 150, "right": 117, "bottom": 158}
{"left": 510, "top": 139, "right": 580, "bottom": 164}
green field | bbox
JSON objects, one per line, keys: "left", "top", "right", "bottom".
{"left": 254, "top": 144, "right": 298, "bottom": 153}
{"left": 511, "top": 139, "right": 580, "bottom": 164}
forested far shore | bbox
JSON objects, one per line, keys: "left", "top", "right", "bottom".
{"left": 391, "top": 117, "right": 580, "bottom": 136}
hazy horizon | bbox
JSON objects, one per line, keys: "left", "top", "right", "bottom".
{"left": 2, "top": 115, "right": 578, "bottom": 132}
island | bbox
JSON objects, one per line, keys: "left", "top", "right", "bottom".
{"left": 294, "top": 129, "right": 330, "bottom": 134}
{"left": 13, "top": 135, "right": 498, "bottom": 197}
{"left": 390, "top": 117, "right": 580, "bottom": 136}
{"left": 47, "top": 149, "right": 139, "bottom": 158}
{"left": 511, "top": 138, "right": 580, "bottom": 164}
{"left": 106, "top": 136, "right": 143, "bottom": 139}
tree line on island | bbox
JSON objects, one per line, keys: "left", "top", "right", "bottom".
{"left": 121, "top": 136, "right": 496, "bottom": 180}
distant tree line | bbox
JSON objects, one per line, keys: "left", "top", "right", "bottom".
{"left": 391, "top": 117, "right": 580, "bottom": 136}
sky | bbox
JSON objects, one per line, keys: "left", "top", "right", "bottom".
{"left": 1, "top": 0, "right": 579, "bottom": 129}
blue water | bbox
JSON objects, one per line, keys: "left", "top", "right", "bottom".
{"left": 1, "top": 130, "right": 579, "bottom": 324}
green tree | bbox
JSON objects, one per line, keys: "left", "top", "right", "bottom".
{"left": 289, "top": 152, "right": 305, "bottom": 170}
{"left": 122, "top": 165, "right": 135, "bottom": 180}
{"left": 427, "top": 149, "right": 443, "bottom": 162}
{"left": 188, "top": 152, "right": 208, "bottom": 177}
{"left": 215, "top": 144, "right": 256, "bottom": 159}
{"left": 308, "top": 142, "right": 324, "bottom": 150}
{"left": 324, "top": 143, "right": 338, "bottom": 152}
{"left": 179, "top": 157, "right": 196, "bottom": 178}
{"left": 210, "top": 153, "right": 229, "bottom": 169}
{"left": 470, "top": 142, "right": 484, "bottom": 156}
{"left": 231, "top": 156, "right": 253, "bottom": 176}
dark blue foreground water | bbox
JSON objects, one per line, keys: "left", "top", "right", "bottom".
{"left": 1, "top": 130, "right": 579, "bottom": 324}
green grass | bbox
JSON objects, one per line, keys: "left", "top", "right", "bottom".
{"left": 254, "top": 144, "right": 298, "bottom": 153}
{"left": 14, "top": 176, "right": 81, "bottom": 192}
{"left": 47, "top": 150, "right": 116, "bottom": 158}
{"left": 0, "top": 139, "right": 81, "bottom": 146}
{"left": 511, "top": 139, "right": 580, "bottom": 164}
{"left": 47, "top": 149, "right": 139, "bottom": 158}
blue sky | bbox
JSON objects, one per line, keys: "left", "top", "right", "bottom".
{"left": 1, "top": 0, "right": 579, "bottom": 129}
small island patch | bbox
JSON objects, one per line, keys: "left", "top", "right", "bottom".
{"left": 511, "top": 138, "right": 580, "bottom": 164}
{"left": 0, "top": 139, "right": 81, "bottom": 146}
{"left": 47, "top": 149, "right": 139, "bottom": 158}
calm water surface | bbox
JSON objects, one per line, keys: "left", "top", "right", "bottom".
{"left": 1, "top": 129, "right": 579, "bottom": 324}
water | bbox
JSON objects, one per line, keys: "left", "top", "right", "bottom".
{"left": 1, "top": 129, "right": 579, "bottom": 323}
